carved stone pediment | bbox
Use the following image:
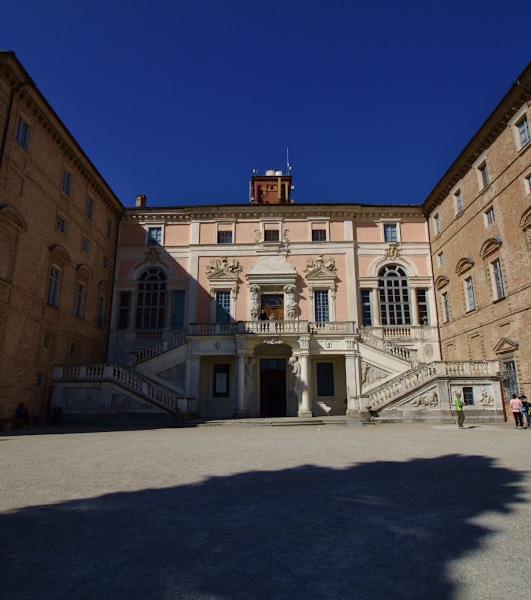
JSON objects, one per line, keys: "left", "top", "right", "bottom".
{"left": 206, "top": 257, "right": 242, "bottom": 279}
{"left": 435, "top": 275, "right": 449, "bottom": 290}
{"left": 304, "top": 255, "right": 337, "bottom": 277}
{"left": 455, "top": 257, "right": 474, "bottom": 275}
{"left": 493, "top": 337, "right": 519, "bottom": 354}
{"left": 479, "top": 237, "right": 502, "bottom": 258}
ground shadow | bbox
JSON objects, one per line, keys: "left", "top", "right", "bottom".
{"left": 0, "top": 454, "right": 525, "bottom": 599}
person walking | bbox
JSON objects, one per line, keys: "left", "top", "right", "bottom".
{"left": 509, "top": 393, "right": 524, "bottom": 429}
{"left": 519, "top": 391, "right": 530, "bottom": 428}
{"left": 454, "top": 391, "right": 465, "bottom": 429}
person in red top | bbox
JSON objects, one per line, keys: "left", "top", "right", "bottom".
{"left": 509, "top": 393, "right": 524, "bottom": 429}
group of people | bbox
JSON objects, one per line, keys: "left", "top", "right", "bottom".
{"left": 509, "top": 392, "right": 531, "bottom": 429}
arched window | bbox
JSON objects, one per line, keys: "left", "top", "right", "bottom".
{"left": 136, "top": 268, "right": 166, "bottom": 329}
{"left": 378, "top": 265, "right": 411, "bottom": 325}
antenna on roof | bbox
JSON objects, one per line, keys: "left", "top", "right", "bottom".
{"left": 286, "top": 147, "right": 292, "bottom": 175}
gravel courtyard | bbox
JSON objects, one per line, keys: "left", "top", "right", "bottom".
{"left": 1, "top": 421, "right": 530, "bottom": 600}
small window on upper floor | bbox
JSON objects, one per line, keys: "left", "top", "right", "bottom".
{"left": 433, "top": 214, "right": 441, "bottom": 235}
{"left": 264, "top": 229, "right": 280, "bottom": 242}
{"left": 312, "top": 229, "right": 327, "bottom": 242}
{"left": 85, "top": 197, "right": 94, "bottom": 220}
{"left": 217, "top": 230, "right": 233, "bottom": 244}
{"left": 82, "top": 237, "right": 90, "bottom": 254}
{"left": 61, "top": 169, "right": 73, "bottom": 196}
{"left": 525, "top": 173, "right": 531, "bottom": 195}
{"left": 106, "top": 219, "right": 113, "bottom": 240}
{"left": 383, "top": 223, "right": 398, "bottom": 242}
{"left": 15, "top": 117, "right": 31, "bottom": 151}
{"left": 484, "top": 206, "right": 495, "bottom": 226}
{"left": 517, "top": 115, "right": 530, "bottom": 149}
{"left": 491, "top": 258, "right": 505, "bottom": 300}
{"left": 438, "top": 251, "right": 444, "bottom": 266}
{"left": 57, "top": 214, "right": 67, "bottom": 234}
{"left": 442, "top": 291, "right": 451, "bottom": 323}
{"left": 147, "top": 226, "right": 162, "bottom": 246}
{"left": 454, "top": 189, "right": 463, "bottom": 214}
{"left": 478, "top": 162, "right": 489, "bottom": 189}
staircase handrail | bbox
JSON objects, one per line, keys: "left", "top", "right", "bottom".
{"left": 359, "top": 328, "right": 413, "bottom": 363}
{"left": 134, "top": 330, "right": 188, "bottom": 365}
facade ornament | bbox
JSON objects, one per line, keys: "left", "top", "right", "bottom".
{"left": 206, "top": 257, "right": 242, "bottom": 275}
{"left": 304, "top": 254, "right": 337, "bottom": 274}
{"left": 407, "top": 390, "right": 438, "bottom": 407}
{"left": 385, "top": 243, "right": 401, "bottom": 260}
{"left": 158, "top": 363, "right": 185, "bottom": 389}
{"left": 249, "top": 284, "right": 261, "bottom": 320}
{"left": 479, "top": 388, "right": 494, "bottom": 405}
{"left": 263, "top": 337, "right": 283, "bottom": 344}
{"left": 283, "top": 283, "right": 297, "bottom": 320}
{"left": 254, "top": 229, "right": 263, "bottom": 243}
{"left": 361, "top": 362, "right": 387, "bottom": 387}
{"left": 289, "top": 356, "right": 301, "bottom": 403}
{"left": 146, "top": 246, "right": 161, "bottom": 264}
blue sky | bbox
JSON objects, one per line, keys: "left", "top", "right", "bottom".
{"left": 2, "top": 1, "right": 530, "bottom": 208}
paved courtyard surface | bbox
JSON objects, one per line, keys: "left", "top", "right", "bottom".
{"left": 1, "top": 421, "right": 530, "bottom": 600}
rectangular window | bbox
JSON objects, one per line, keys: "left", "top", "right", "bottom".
{"left": 485, "top": 206, "right": 495, "bottom": 225}
{"left": 454, "top": 189, "right": 463, "bottom": 213}
{"left": 317, "top": 363, "right": 335, "bottom": 396}
{"left": 217, "top": 230, "right": 233, "bottom": 244}
{"left": 103, "top": 256, "right": 109, "bottom": 270}
{"left": 57, "top": 214, "right": 67, "bottom": 234}
{"left": 85, "top": 197, "right": 94, "bottom": 220}
{"left": 117, "top": 292, "right": 131, "bottom": 329}
{"left": 213, "top": 364, "right": 230, "bottom": 397}
{"left": 438, "top": 251, "right": 444, "bottom": 266}
{"left": 61, "top": 170, "right": 72, "bottom": 196}
{"left": 314, "top": 290, "right": 329, "bottom": 322}
{"left": 361, "top": 289, "right": 372, "bottom": 326}
{"left": 171, "top": 290, "right": 185, "bottom": 329}
{"left": 479, "top": 162, "right": 489, "bottom": 188}
{"left": 70, "top": 341, "right": 78, "bottom": 356}
{"left": 42, "top": 332, "right": 52, "bottom": 349}
{"left": 383, "top": 223, "right": 398, "bottom": 242}
{"left": 492, "top": 259, "right": 505, "bottom": 299}
{"left": 216, "top": 291, "right": 231, "bottom": 323}
{"left": 312, "top": 229, "right": 327, "bottom": 242}
{"left": 74, "top": 282, "right": 85, "bottom": 318}
{"left": 147, "top": 226, "right": 162, "bottom": 246}
{"left": 518, "top": 116, "right": 530, "bottom": 148}
{"left": 97, "top": 296, "right": 106, "bottom": 327}
{"left": 465, "top": 277, "right": 476, "bottom": 311}
{"left": 264, "top": 229, "right": 280, "bottom": 242}
{"left": 442, "top": 292, "right": 450, "bottom": 323}
{"left": 417, "top": 289, "right": 429, "bottom": 325}
{"left": 82, "top": 237, "right": 90, "bottom": 254}
{"left": 106, "top": 219, "right": 113, "bottom": 240}
{"left": 47, "top": 267, "right": 61, "bottom": 306}
{"left": 36, "top": 373, "right": 45, "bottom": 387}
{"left": 526, "top": 174, "right": 531, "bottom": 194}
{"left": 433, "top": 214, "right": 441, "bottom": 235}
{"left": 503, "top": 359, "right": 519, "bottom": 398}
{"left": 463, "top": 387, "right": 475, "bottom": 406}
{"left": 15, "top": 117, "right": 31, "bottom": 151}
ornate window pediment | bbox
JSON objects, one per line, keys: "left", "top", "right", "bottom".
{"left": 493, "top": 337, "right": 519, "bottom": 354}
{"left": 206, "top": 257, "right": 242, "bottom": 279}
{"left": 455, "top": 257, "right": 474, "bottom": 275}
{"left": 76, "top": 264, "right": 93, "bottom": 281}
{"left": 435, "top": 275, "right": 449, "bottom": 290}
{"left": 49, "top": 244, "right": 71, "bottom": 266}
{"left": 519, "top": 207, "right": 531, "bottom": 231}
{"left": 479, "top": 237, "right": 502, "bottom": 258}
{"left": 0, "top": 206, "right": 27, "bottom": 231}
{"left": 304, "top": 255, "right": 337, "bottom": 279}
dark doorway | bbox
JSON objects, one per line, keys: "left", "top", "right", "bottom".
{"left": 261, "top": 294, "right": 284, "bottom": 321}
{"left": 260, "top": 358, "right": 287, "bottom": 417}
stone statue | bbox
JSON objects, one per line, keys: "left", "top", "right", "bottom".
{"left": 249, "top": 285, "right": 260, "bottom": 320}
{"left": 408, "top": 390, "right": 438, "bottom": 407}
{"left": 245, "top": 358, "right": 254, "bottom": 406}
{"left": 283, "top": 284, "right": 296, "bottom": 320}
{"left": 479, "top": 388, "right": 494, "bottom": 406}
{"left": 289, "top": 356, "right": 301, "bottom": 402}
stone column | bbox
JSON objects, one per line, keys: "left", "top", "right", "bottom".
{"left": 185, "top": 341, "right": 200, "bottom": 414}
{"left": 345, "top": 351, "right": 360, "bottom": 416}
{"left": 410, "top": 287, "right": 419, "bottom": 326}
{"left": 234, "top": 336, "right": 247, "bottom": 418}
{"left": 298, "top": 351, "right": 312, "bottom": 417}
{"left": 371, "top": 288, "right": 380, "bottom": 326}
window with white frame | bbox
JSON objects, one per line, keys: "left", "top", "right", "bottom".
{"left": 433, "top": 214, "right": 441, "bottom": 235}
{"left": 478, "top": 162, "right": 489, "bottom": 189}
{"left": 416, "top": 289, "right": 430, "bottom": 325}
{"left": 361, "top": 289, "right": 372, "bottom": 326}
{"left": 454, "top": 189, "right": 463, "bottom": 214}
{"left": 464, "top": 277, "right": 476, "bottom": 311}
{"left": 216, "top": 291, "right": 231, "bottom": 323}
{"left": 217, "top": 230, "right": 233, "bottom": 244}
{"left": 438, "top": 251, "right": 444, "bottom": 266}
{"left": 517, "top": 115, "right": 530, "bottom": 148}
{"left": 491, "top": 258, "right": 505, "bottom": 300}
{"left": 378, "top": 265, "right": 411, "bottom": 325}
{"left": 117, "top": 291, "right": 131, "bottom": 329}
{"left": 485, "top": 206, "right": 495, "bottom": 226}
{"left": 264, "top": 229, "right": 280, "bottom": 242}
{"left": 147, "top": 226, "right": 162, "bottom": 246}
{"left": 442, "top": 292, "right": 450, "bottom": 323}
{"left": 61, "top": 169, "right": 72, "bottom": 196}
{"left": 383, "top": 223, "right": 398, "bottom": 242}
{"left": 15, "top": 117, "right": 31, "bottom": 151}
{"left": 525, "top": 173, "right": 531, "bottom": 194}
{"left": 85, "top": 197, "right": 94, "bottom": 220}
{"left": 314, "top": 290, "right": 330, "bottom": 322}
{"left": 136, "top": 268, "right": 166, "bottom": 329}
{"left": 74, "top": 282, "right": 85, "bottom": 318}
{"left": 312, "top": 229, "right": 327, "bottom": 242}
{"left": 47, "top": 266, "right": 61, "bottom": 306}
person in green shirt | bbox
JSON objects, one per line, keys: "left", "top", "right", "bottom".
{"left": 454, "top": 391, "right": 465, "bottom": 429}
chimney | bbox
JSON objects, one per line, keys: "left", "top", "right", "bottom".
{"left": 135, "top": 194, "right": 147, "bottom": 208}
